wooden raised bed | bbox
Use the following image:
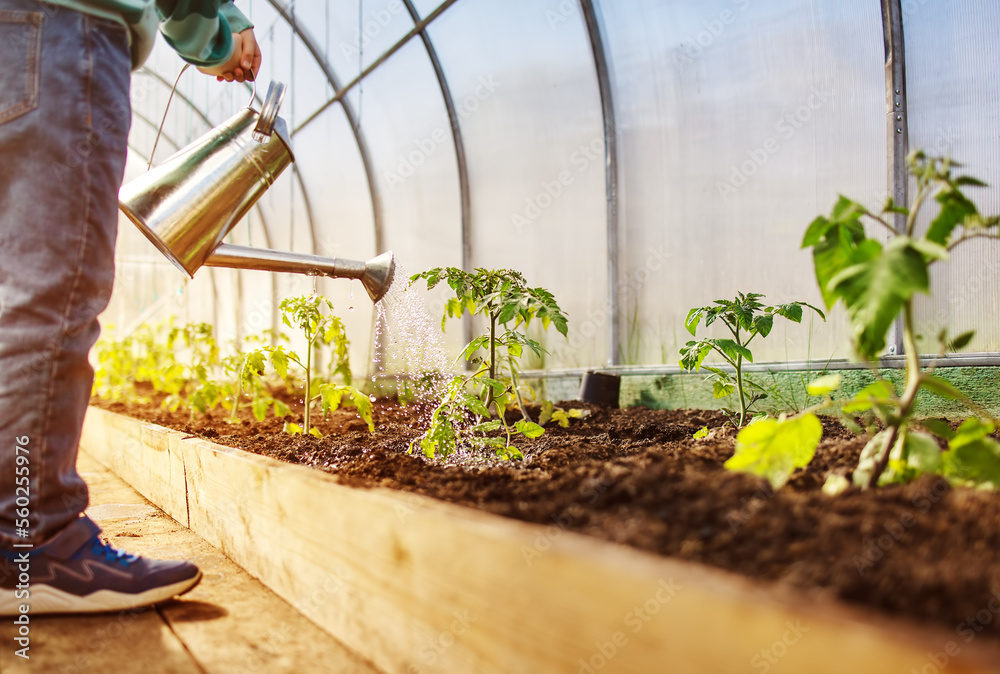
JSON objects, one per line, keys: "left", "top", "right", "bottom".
{"left": 81, "top": 406, "right": 1000, "bottom": 674}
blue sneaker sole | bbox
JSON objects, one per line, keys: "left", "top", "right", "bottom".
{"left": 0, "top": 570, "right": 202, "bottom": 616}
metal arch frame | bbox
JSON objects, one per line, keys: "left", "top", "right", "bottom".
{"left": 292, "top": 0, "right": 462, "bottom": 136}
{"left": 880, "top": 0, "right": 908, "bottom": 357}
{"left": 399, "top": 0, "right": 473, "bottom": 344}
{"left": 578, "top": 0, "right": 621, "bottom": 367}
{"left": 262, "top": 0, "right": 386, "bottom": 260}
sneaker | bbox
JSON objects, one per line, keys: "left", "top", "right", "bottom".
{"left": 0, "top": 515, "right": 201, "bottom": 616}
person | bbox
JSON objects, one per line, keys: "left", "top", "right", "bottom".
{"left": 0, "top": 0, "right": 261, "bottom": 615}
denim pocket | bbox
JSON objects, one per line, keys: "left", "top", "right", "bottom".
{"left": 0, "top": 10, "right": 44, "bottom": 126}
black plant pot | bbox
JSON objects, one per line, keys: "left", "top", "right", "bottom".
{"left": 579, "top": 371, "right": 621, "bottom": 408}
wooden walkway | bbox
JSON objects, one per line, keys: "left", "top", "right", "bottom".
{"left": 0, "top": 452, "right": 379, "bottom": 674}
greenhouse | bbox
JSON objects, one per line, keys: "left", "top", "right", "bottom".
{"left": 3, "top": 0, "right": 1000, "bottom": 672}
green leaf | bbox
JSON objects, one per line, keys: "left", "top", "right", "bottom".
{"left": 252, "top": 397, "right": 269, "bottom": 422}
{"left": 538, "top": 400, "right": 554, "bottom": 427}
{"left": 921, "top": 375, "right": 975, "bottom": 407}
{"left": 550, "top": 409, "right": 571, "bottom": 428}
{"left": 684, "top": 307, "right": 703, "bottom": 336}
{"left": 955, "top": 175, "right": 988, "bottom": 188}
{"left": 808, "top": 219, "right": 867, "bottom": 309}
{"left": 910, "top": 238, "right": 950, "bottom": 262}
{"left": 944, "top": 436, "right": 1000, "bottom": 488}
{"left": 712, "top": 339, "right": 753, "bottom": 364}
{"left": 348, "top": 388, "right": 375, "bottom": 433}
{"left": 724, "top": 413, "right": 823, "bottom": 489}
{"left": 802, "top": 215, "right": 834, "bottom": 248}
{"left": 948, "top": 330, "right": 975, "bottom": 351}
{"left": 903, "top": 431, "right": 943, "bottom": 474}
{"left": 806, "top": 374, "right": 841, "bottom": 396}
{"left": 463, "top": 394, "right": 491, "bottom": 418}
{"left": 515, "top": 420, "right": 545, "bottom": 439}
{"left": 926, "top": 188, "right": 977, "bottom": 245}
{"left": 776, "top": 303, "right": 803, "bottom": 323}
{"left": 828, "top": 237, "right": 930, "bottom": 359}
{"left": 679, "top": 341, "right": 712, "bottom": 372}
{"left": 920, "top": 418, "right": 955, "bottom": 440}
{"left": 320, "top": 385, "right": 345, "bottom": 414}
{"left": 712, "top": 380, "right": 736, "bottom": 399}
{"left": 753, "top": 314, "right": 774, "bottom": 338}
{"left": 270, "top": 348, "right": 289, "bottom": 380}
{"left": 693, "top": 426, "right": 709, "bottom": 440}
{"left": 949, "top": 418, "right": 995, "bottom": 450}
{"left": 842, "top": 380, "right": 896, "bottom": 413}
{"left": 272, "top": 400, "right": 290, "bottom": 418}
{"left": 479, "top": 377, "right": 508, "bottom": 396}
{"left": 471, "top": 420, "right": 502, "bottom": 433}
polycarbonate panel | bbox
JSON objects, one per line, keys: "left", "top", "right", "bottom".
{"left": 241, "top": 2, "right": 333, "bottom": 129}
{"left": 905, "top": 1, "right": 1000, "bottom": 353}
{"left": 409, "top": 0, "right": 447, "bottom": 20}
{"left": 424, "top": 0, "right": 607, "bottom": 368}
{"left": 291, "top": 106, "right": 380, "bottom": 376}
{"left": 339, "top": 38, "right": 465, "bottom": 367}
{"left": 291, "top": 0, "right": 416, "bottom": 88}
{"left": 599, "top": 0, "right": 885, "bottom": 365}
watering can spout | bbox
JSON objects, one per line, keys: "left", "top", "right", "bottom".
{"left": 204, "top": 245, "right": 396, "bottom": 303}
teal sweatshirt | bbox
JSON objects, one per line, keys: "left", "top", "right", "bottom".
{"left": 44, "top": 0, "right": 253, "bottom": 70}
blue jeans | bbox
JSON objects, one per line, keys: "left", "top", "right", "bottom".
{"left": 0, "top": 0, "right": 131, "bottom": 546}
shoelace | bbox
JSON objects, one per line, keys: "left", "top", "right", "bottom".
{"left": 89, "top": 538, "right": 139, "bottom": 566}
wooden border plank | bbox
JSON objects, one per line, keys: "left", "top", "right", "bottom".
{"left": 81, "top": 407, "right": 1000, "bottom": 674}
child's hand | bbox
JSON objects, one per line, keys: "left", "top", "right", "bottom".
{"left": 197, "top": 29, "right": 262, "bottom": 83}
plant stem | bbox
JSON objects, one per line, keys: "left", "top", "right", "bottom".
{"left": 304, "top": 333, "right": 313, "bottom": 435}
{"left": 485, "top": 310, "right": 498, "bottom": 413}
{"left": 736, "top": 353, "right": 747, "bottom": 427}
{"left": 508, "top": 357, "right": 531, "bottom": 423}
{"left": 867, "top": 301, "right": 923, "bottom": 488}
{"left": 230, "top": 358, "right": 245, "bottom": 423}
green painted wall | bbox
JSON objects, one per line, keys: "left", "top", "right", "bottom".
{"left": 617, "top": 366, "right": 1000, "bottom": 419}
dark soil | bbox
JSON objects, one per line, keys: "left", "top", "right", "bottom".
{"left": 90, "top": 393, "right": 1000, "bottom": 640}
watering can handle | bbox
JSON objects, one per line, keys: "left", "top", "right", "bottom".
{"left": 252, "top": 82, "right": 286, "bottom": 143}
{"left": 148, "top": 64, "right": 264, "bottom": 169}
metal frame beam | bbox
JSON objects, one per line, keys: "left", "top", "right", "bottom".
{"left": 579, "top": 0, "right": 621, "bottom": 367}
{"left": 399, "top": 0, "right": 473, "bottom": 345}
{"left": 293, "top": 0, "right": 462, "bottom": 135}
{"left": 881, "top": 0, "right": 908, "bottom": 356}
{"left": 263, "top": 0, "right": 386, "bottom": 260}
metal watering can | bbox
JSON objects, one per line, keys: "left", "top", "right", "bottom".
{"left": 118, "top": 71, "right": 395, "bottom": 303}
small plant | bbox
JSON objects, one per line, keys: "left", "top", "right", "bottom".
{"left": 726, "top": 152, "right": 1000, "bottom": 492}
{"left": 226, "top": 349, "right": 291, "bottom": 423}
{"left": 802, "top": 151, "right": 1000, "bottom": 489}
{"left": 679, "top": 293, "right": 824, "bottom": 427}
{"left": 93, "top": 322, "right": 186, "bottom": 405}
{"left": 167, "top": 322, "right": 225, "bottom": 415}
{"left": 538, "top": 400, "right": 590, "bottom": 428}
{"left": 408, "top": 268, "right": 568, "bottom": 459}
{"left": 228, "top": 296, "right": 371, "bottom": 435}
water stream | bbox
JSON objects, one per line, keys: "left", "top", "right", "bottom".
{"left": 370, "top": 264, "right": 456, "bottom": 423}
